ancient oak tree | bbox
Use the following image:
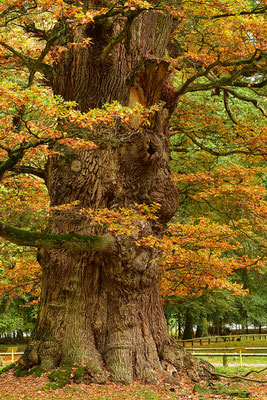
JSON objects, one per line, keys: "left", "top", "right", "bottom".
{"left": 0, "top": 0, "right": 266, "bottom": 384}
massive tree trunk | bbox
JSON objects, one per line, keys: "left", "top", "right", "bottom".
{"left": 18, "top": 7, "right": 214, "bottom": 384}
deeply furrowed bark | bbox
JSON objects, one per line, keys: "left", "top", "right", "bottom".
{"left": 18, "top": 8, "right": 215, "bottom": 384}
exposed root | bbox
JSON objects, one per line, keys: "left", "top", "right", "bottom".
{"left": 160, "top": 341, "right": 216, "bottom": 382}
{"left": 18, "top": 338, "right": 62, "bottom": 372}
{"left": 209, "top": 371, "right": 267, "bottom": 384}
{"left": 82, "top": 361, "right": 107, "bottom": 384}
{"left": 39, "top": 338, "right": 62, "bottom": 371}
{"left": 243, "top": 366, "right": 267, "bottom": 377}
{"left": 18, "top": 341, "right": 40, "bottom": 370}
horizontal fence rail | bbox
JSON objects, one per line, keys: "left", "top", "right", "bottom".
{"left": 187, "top": 347, "right": 267, "bottom": 352}
{"left": 0, "top": 351, "right": 23, "bottom": 364}
{"left": 1, "top": 349, "right": 266, "bottom": 368}
{"left": 177, "top": 333, "right": 267, "bottom": 346}
{"left": 190, "top": 350, "right": 267, "bottom": 367}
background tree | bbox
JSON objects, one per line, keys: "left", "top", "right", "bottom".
{"left": 0, "top": 296, "right": 37, "bottom": 343}
{"left": 0, "top": 0, "right": 266, "bottom": 385}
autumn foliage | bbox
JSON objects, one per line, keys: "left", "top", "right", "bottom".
{"left": 0, "top": 0, "right": 266, "bottom": 305}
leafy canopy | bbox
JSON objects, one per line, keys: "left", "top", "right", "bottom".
{"left": 0, "top": 0, "right": 266, "bottom": 306}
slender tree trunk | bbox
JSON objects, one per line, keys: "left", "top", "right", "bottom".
{"left": 178, "top": 315, "right": 182, "bottom": 338}
{"left": 182, "top": 308, "right": 194, "bottom": 340}
{"left": 18, "top": 8, "right": 215, "bottom": 384}
{"left": 196, "top": 317, "right": 208, "bottom": 338}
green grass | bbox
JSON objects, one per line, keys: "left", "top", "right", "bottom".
{"left": 200, "top": 355, "right": 267, "bottom": 364}
{"left": 215, "top": 365, "right": 260, "bottom": 375}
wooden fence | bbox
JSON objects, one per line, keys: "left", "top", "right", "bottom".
{"left": 188, "top": 348, "right": 267, "bottom": 367}
{"left": 177, "top": 333, "right": 267, "bottom": 347}
{"left": 0, "top": 351, "right": 23, "bottom": 366}
{"left": 1, "top": 348, "right": 266, "bottom": 368}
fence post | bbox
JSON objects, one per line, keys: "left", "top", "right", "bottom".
{"left": 223, "top": 355, "right": 228, "bottom": 367}
{"left": 239, "top": 349, "right": 242, "bottom": 367}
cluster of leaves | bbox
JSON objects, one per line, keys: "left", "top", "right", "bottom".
{"left": 0, "top": 242, "right": 41, "bottom": 300}
{"left": 52, "top": 201, "right": 160, "bottom": 237}
{"left": 50, "top": 199, "right": 264, "bottom": 301}
{"left": 0, "top": 83, "right": 156, "bottom": 172}
{"left": 141, "top": 218, "right": 259, "bottom": 299}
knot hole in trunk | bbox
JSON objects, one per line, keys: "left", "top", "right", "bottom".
{"left": 147, "top": 143, "right": 156, "bottom": 157}
{"left": 143, "top": 141, "right": 158, "bottom": 164}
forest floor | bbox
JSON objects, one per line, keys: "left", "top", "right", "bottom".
{"left": 0, "top": 366, "right": 266, "bottom": 400}
{"left": 0, "top": 339, "right": 266, "bottom": 399}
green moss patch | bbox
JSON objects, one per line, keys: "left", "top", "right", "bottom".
{"left": 73, "top": 366, "right": 87, "bottom": 383}
{"left": 193, "top": 383, "right": 250, "bottom": 398}
{"left": 30, "top": 366, "right": 45, "bottom": 377}
{"left": 13, "top": 365, "right": 45, "bottom": 378}
{"left": 47, "top": 366, "right": 73, "bottom": 388}
{"left": 42, "top": 382, "right": 59, "bottom": 390}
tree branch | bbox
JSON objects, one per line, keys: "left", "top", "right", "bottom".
{"left": 27, "top": 24, "right": 67, "bottom": 85}
{"left": 0, "top": 22, "right": 66, "bottom": 81}
{"left": 223, "top": 87, "right": 266, "bottom": 117}
{"left": 0, "top": 1, "right": 38, "bottom": 26}
{"left": 243, "top": 367, "right": 267, "bottom": 377}
{"left": 174, "top": 51, "right": 266, "bottom": 98}
{"left": 23, "top": 22, "right": 49, "bottom": 41}
{"left": 170, "top": 129, "right": 267, "bottom": 157}
{"left": 8, "top": 165, "right": 45, "bottom": 179}
{"left": 98, "top": 10, "right": 142, "bottom": 63}
{"left": 0, "top": 41, "right": 52, "bottom": 77}
{"left": 0, "top": 222, "right": 114, "bottom": 253}
{"left": 200, "top": 5, "right": 267, "bottom": 20}
{"left": 0, "top": 41, "right": 32, "bottom": 69}
{"left": 223, "top": 89, "right": 238, "bottom": 125}
{"left": 0, "top": 138, "right": 54, "bottom": 182}
{"left": 231, "top": 79, "right": 267, "bottom": 88}
{"left": 0, "top": 151, "right": 24, "bottom": 182}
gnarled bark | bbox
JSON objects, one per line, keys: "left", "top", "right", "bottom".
{"left": 18, "top": 6, "right": 215, "bottom": 384}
